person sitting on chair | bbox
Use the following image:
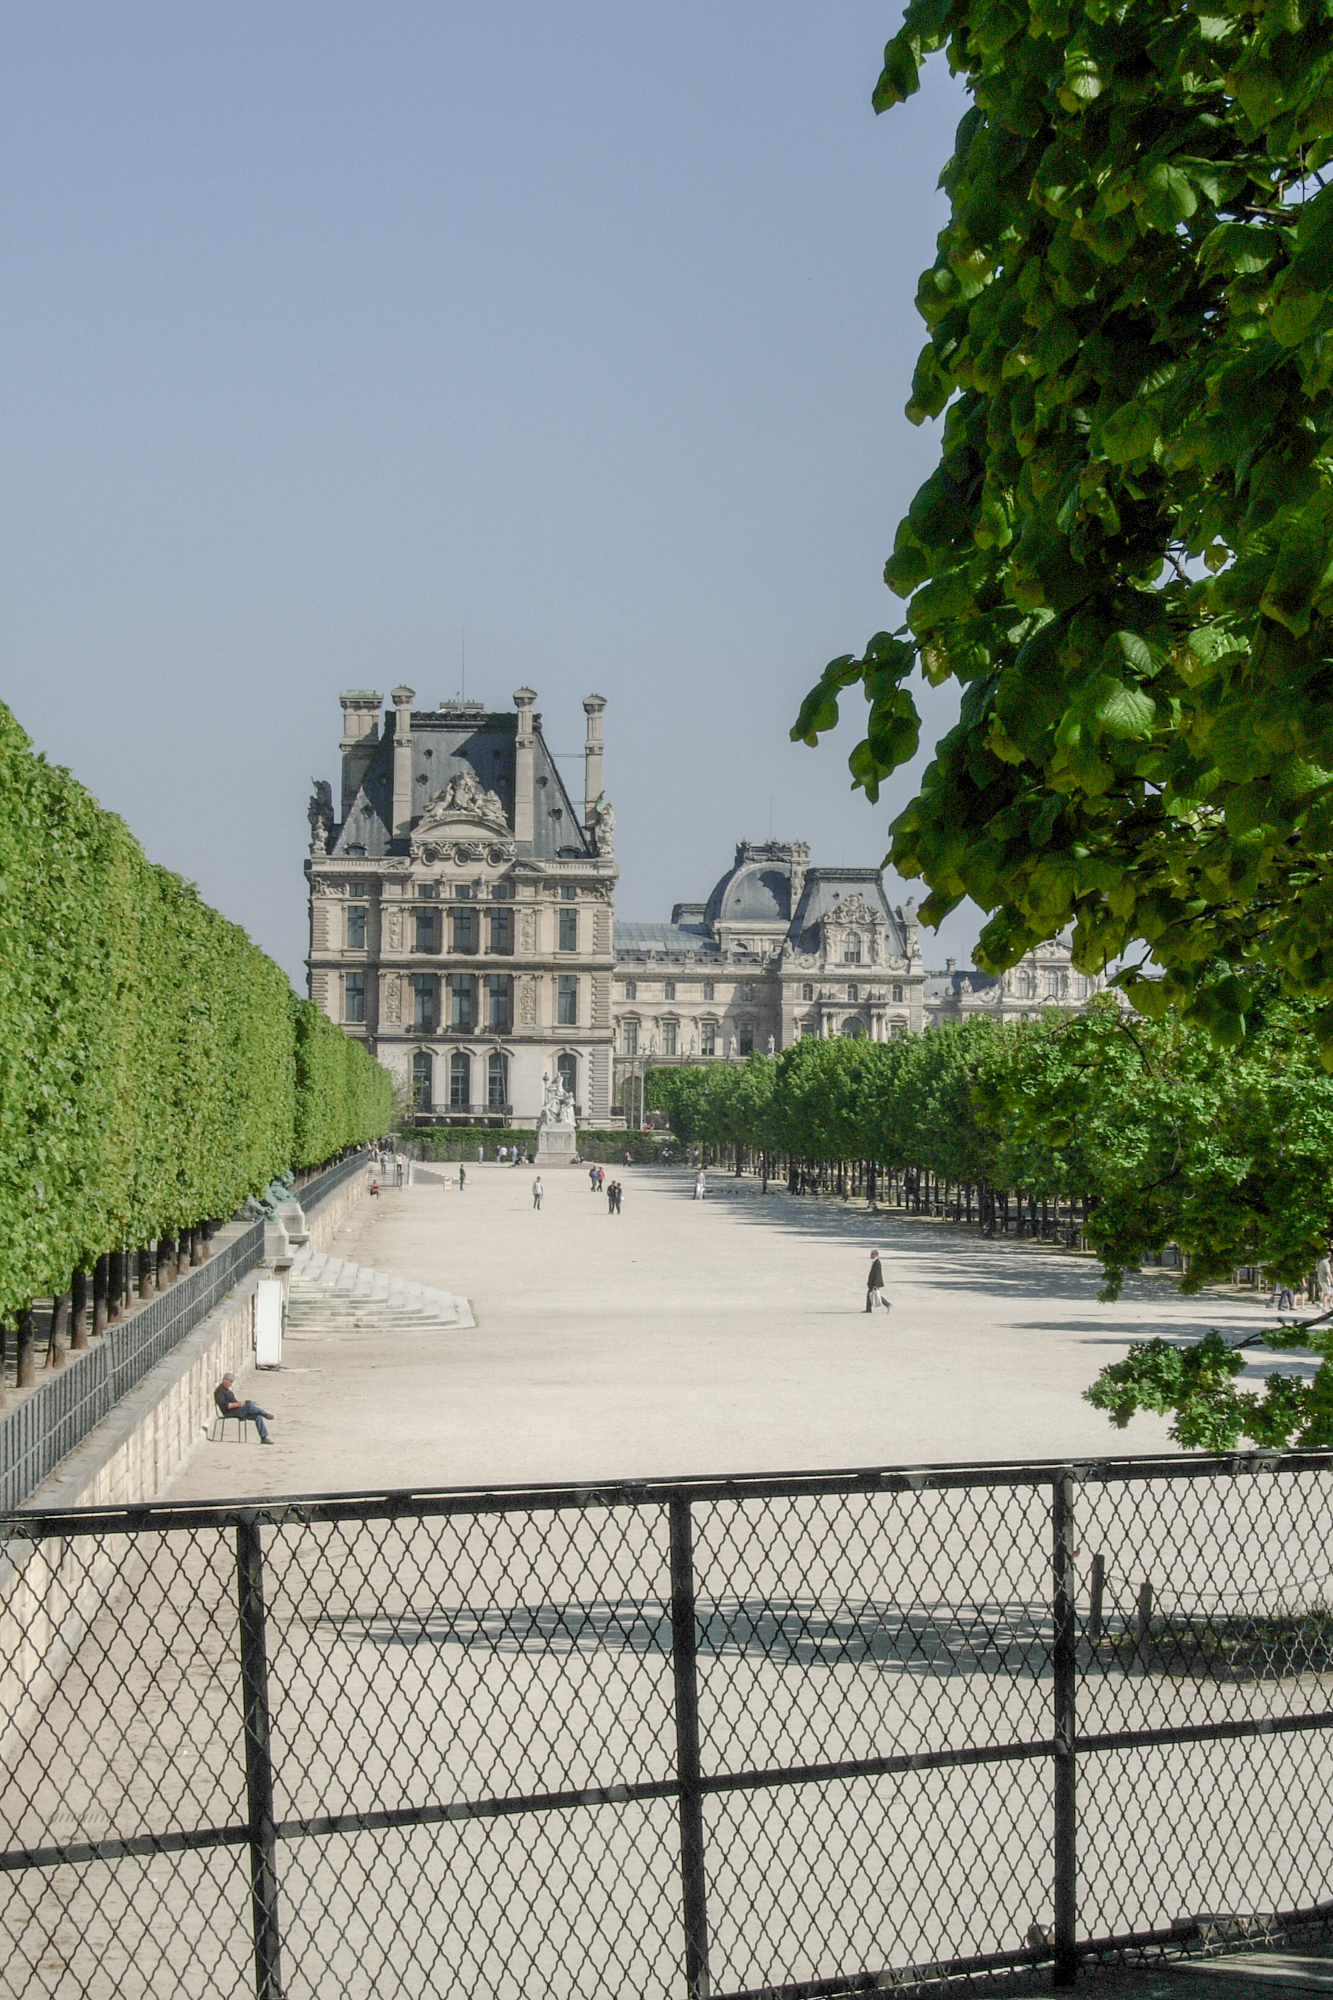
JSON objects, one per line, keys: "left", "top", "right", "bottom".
{"left": 214, "top": 1374, "right": 273, "bottom": 1444}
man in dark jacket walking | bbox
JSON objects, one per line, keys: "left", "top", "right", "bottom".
{"left": 866, "top": 1252, "right": 890, "bottom": 1314}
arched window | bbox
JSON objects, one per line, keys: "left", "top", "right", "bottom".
{"left": 411, "top": 1050, "right": 433, "bottom": 1111}
{"left": 488, "top": 1049, "right": 508, "bottom": 1110}
{"left": 844, "top": 934, "right": 862, "bottom": 963}
{"left": 449, "top": 1051, "right": 471, "bottom": 1109}
{"left": 1017, "top": 969, "right": 1036, "bottom": 999}
{"left": 891, "top": 983, "right": 903, "bottom": 1004}
{"left": 557, "top": 1052, "right": 578, "bottom": 1101}
{"left": 840, "top": 1017, "right": 865, "bottom": 1039}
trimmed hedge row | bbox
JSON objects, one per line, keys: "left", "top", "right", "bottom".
{"left": 0, "top": 702, "right": 392, "bottom": 1319}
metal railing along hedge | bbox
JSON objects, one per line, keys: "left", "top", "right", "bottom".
{"left": 291, "top": 1149, "right": 369, "bottom": 1213}
{"left": 4, "top": 1452, "right": 1333, "bottom": 1998}
{"left": 0, "top": 1219, "right": 264, "bottom": 1511}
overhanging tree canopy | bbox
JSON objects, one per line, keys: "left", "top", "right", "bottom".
{"left": 795, "top": 0, "right": 1333, "bottom": 1052}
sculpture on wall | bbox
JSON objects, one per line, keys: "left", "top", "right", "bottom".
{"left": 308, "top": 780, "right": 333, "bottom": 855}
{"left": 589, "top": 794, "right": 616, "bottom": 856}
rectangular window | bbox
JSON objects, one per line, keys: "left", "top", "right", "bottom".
{"left": 662, "top": 1020, "right": 677, "bottom": 1057}
{"left": 449, "top": 1051, "right": 470, "bottom": 1108}
{"left": 557, "top": 974, "right": 578, "bottom": 1026}
{"left": 455, "top": 883, "right": 473, "bottom": 900}
{"left": 663, "top": 979, "right": 676, "bottom": 1000}
{"left": 418, "top": 883, "right": 438, "bottom": 900}
{"left": 490, "top": 881, "right": 512, "bottom": 900}
{"left": 561, "top": 884, "right": 576, "bottom": 901}
{"left": 449, "top": 974, "right": 473, "bottom": 1031}
{"left": 739, "top": 1026, "right": 754, "bottom": 1056}
{"left": 622, "top": 1020, "right": 639, "bottom": 1056}
{"left": 703, "top": 980, "right": 715, "bottom": 1001}
{"left": 558, "top": 909, "right": 578, "bottom": 952}
{"left": 452, "top": 908, "right": 477, "bottom": 954}
{"left": 740, "top": 982, "right": 755, "bottom": 1003}
{"left": 623, "top": 979, "right": 637, "bottom": 1001}
{"left": 847, "top": 984, "right": 859, "bottom": 1004}
{"left": 488, "top": 908, "right": 513, "bottom": 954}
{"left": 891, "top": 983, "right": 903, "bottom": 1004}
{"left": 700, "top": 1022, "right": 716, "bottom": 1056}
{"left": 411, "top": 974, "right": 434, "bottom": 1029}
{"left": 802, "top": 982, "right": 814, "bottom": 1002}
{"left": 487, "top": 975, "right": 512, "bottom": 1031}
{"left": 346, "top": 906, "right": 367, "bottom": 950}
{"left": 415, "top": 909, "right": 439, "bottom": 953}
{"left": 344, "top": 972, "right": 366, "bottom": 1024}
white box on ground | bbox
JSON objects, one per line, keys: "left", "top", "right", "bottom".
{"left": 255, "top": 1279, "right": 284, "bottom": 1369}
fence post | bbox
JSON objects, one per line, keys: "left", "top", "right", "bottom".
{"left": 669, "top": 1495, "right": 710, "bottom": 2000}
{"left": 236, "top": 1513, "right": 284, "bottom": 2000}
{"left": 1052, "top": 1473, "right": 1078, "bottom": 1988}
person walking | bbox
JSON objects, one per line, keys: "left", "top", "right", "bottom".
{"left": 693, "top": 1170, "right": 706, "bottom": 1201}
{"left": 865, "top": 1250, "right": 891, "bottom": 1314}
{"left": 613, "top": 1181, "right": 623, "bottom": 1215}
{"left": 597, "top": 1165, "right": 605, "bottom": 1192}
{"left": 606, "top": 1179, "right": 617, "bottom": 1215}
{"left": 459, "top": 1164, "right": 467, "bottom": 1192}
{"left": 589, "top": 1164, "right": 599, "bottom": 1194}
{"left": 532, "top": 1175, "right": 544, "bottom": 1211}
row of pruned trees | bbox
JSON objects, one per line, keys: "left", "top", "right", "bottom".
{"left": 646, "top": 991, "right": 1333, "bottom": 1308}
{"left": 0, "top": 701, "right": 392, "bottom": 1373}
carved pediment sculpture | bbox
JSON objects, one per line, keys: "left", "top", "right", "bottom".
{"left": 411, "top": 768, "right": 513, "bottom": 860}
{"left": 824, "top": 892, "right": 880, "bottom": 929}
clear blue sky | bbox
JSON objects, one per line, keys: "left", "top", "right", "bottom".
{"left": 0, "top": 3, "right": 974, "bottom": 986}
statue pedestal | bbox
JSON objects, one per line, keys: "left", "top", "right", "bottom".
{"left": 535, "top": 1121, "right": 578, "bottom": 1164}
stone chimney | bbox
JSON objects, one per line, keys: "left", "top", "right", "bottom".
{"left": 513, "top": 687, "right": 536, "bottom": 846}
{"left": 339, "top": 691, "right": 383, "bottom": 818}
{"left": 583, "top": 694, "right": 606, "bottom": 820}
{"left": 390, "top": 687, "right": 415, "bottom": 838}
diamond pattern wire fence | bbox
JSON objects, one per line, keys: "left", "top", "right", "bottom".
{"left": 4, "top": 1453, "right": 1333, "bottom": 2000}
{"left": 0, "top": 1219, "right": 265, "bottom": 1513}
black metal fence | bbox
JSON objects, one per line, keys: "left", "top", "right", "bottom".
{"left": 0, "top": 1220, "right": 264, "bottom": 1512}
{"left": 291, "top": 1150, "right": 369, "bottom": 1213}
{"left": 4, "top": 1453, "right": 1333, "bottom": 1999}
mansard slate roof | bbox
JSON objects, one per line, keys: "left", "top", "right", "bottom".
{"left": 614, "top": 845, "right": 909, "bottom": 959}
{"left": 331, "top": 704, "right": 591, "bottom": 861}
{"left": 614, "top": 922, "right": 719, "bottom": 956}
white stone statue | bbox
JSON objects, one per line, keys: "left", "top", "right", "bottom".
{"left": 540, "top": 1070, "right": 576, "bottom": 1127}
{"left": 689, "top": 1032, "right": 697, "bottom": 1056}
{"left": 766, "top": 1035, "right": 775, "bottom": 1055}
{"left": 729, "top": 1036, "right": 738, "bottom": 1060}
{"left": 589, "top": 794, "right": 615, "bottom": 856}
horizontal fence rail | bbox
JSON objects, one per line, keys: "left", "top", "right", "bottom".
{"left": 0, "top": 1219, "right": 265, "bottom": 1512}
{"left": 4, "top": 1452, "right": 1333, "bottom": 1998}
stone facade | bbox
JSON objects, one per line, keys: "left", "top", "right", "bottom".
{"left": 307, "top": 687, "right": 619, "bottom": 1127}
{"left": 611, "top": 842, "right": 926, "bottom": 1111}
{"left": 612, "top": 840, "right": 1114, "bottom": 1113}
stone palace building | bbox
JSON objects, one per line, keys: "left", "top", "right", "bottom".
{"left": 610, "top": 840, "right": 1112, "bottom": 1115}
{"left": 306, "top": 686, "right": 619, "bottom": 1127}
{"left": 306, "top": 690, "right": 1114, "bottom": 1128}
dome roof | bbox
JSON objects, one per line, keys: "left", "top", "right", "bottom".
{"left": 704, "top": 860, "right": 793, "bottom": 926}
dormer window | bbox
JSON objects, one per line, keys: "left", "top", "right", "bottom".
{"left": 844, "top": 934, "right": 862, "bottom": 963}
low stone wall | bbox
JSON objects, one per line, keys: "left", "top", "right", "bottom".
{"left": 0, "top": 1167, "right": 369, "bottom": 1763}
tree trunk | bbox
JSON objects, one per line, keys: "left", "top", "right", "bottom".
{"left": 93, "top": 1254, "right": 110, "bottom": 1337}
{"left": 157, "top": 1237, "right": 176, "bottom": 1289}
{"left": 200, "top": 1220, "right": 215, "bottom": 1260}
{"left": 16, "top": 1308, "right": 35, "bottom": 1387}
{"left": 49, "top": 1293, "right": 70, "bottom": 1369}
{"left": 107, "top": 1249, "right": 125, "bottom": 1323}
{"left": 138, "top": 1244, "right": 155, "bottom": 1300}
{"left": 177, "top": 1230, "right": 194, "bottom": 1278}
{"left": 191, "top": 1225, "right": 207, "bottom": 1267}
{"left": 70, "top": 1268, "right": 89, "bottom": 1349}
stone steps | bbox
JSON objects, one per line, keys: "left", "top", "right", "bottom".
{"left": 286, "top": 1249, "right": 474, "bottom": 1337}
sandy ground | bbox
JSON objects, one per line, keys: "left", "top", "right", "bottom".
{"left": 168, "top": 1164, "right": 1292, "bottom": 1503}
